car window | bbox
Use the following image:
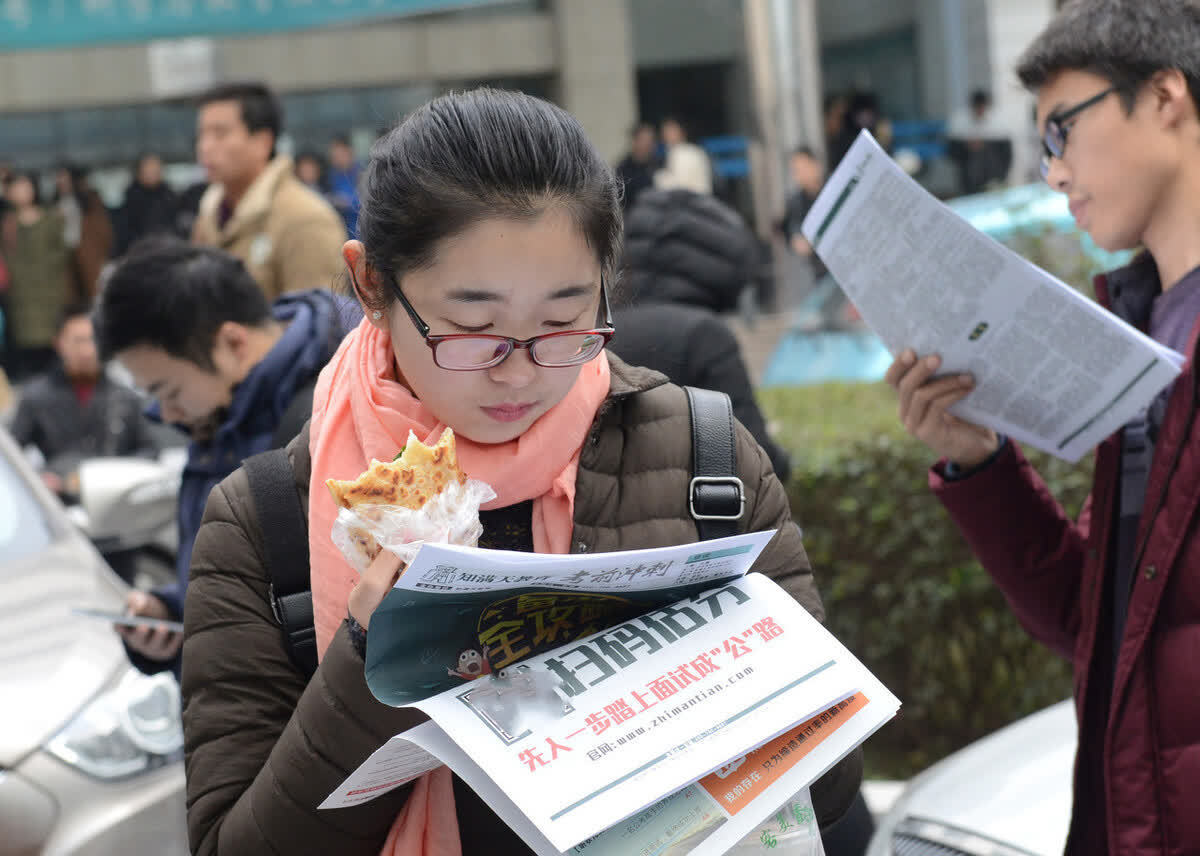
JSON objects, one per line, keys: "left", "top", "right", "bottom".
{"left": 0, "top": 451, "right": 53, "bottom": 564}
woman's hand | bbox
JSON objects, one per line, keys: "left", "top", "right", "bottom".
{"left": 348, "top": 549, "right": 407, "bottom": 631}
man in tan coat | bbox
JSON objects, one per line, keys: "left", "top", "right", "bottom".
{"left": 192, "top": 83, "right": 346, "bottom": 299}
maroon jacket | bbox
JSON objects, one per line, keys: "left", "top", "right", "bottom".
{"left": 930, "top": 267, "right": 1200, "bottom": 856}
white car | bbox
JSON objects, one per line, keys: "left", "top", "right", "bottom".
{"left": 867, "top": 700, "right": 1075, "bottom": 856}
{"left": 0, "top": 427, "right": 188, "bottom": 855}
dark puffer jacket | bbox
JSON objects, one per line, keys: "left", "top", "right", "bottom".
{"left": 614, "top": 188, "right": 789, "bottom": 478}
{"left": 621, "top": 188, "right": 764, "bottom": 312}
{"left": 180, "top": 354, "right": 861, "bottom": 855}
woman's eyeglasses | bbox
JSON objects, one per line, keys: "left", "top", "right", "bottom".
{"left": 391, "top": 278, "right": 615, "bottom": 371}
{"left": 1040, "top": 86, "right": 1117, "bottom": 180}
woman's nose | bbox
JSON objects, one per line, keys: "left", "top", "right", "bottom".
{"left": 486, "top": 345, "right": 538, "bottom": 388}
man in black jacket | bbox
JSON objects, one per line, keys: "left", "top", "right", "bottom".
{"left": 10, "top": 304, "right": 159, "bottom": 495}
{"left": 612, "top": 188, "right": 790, "bottom": 480}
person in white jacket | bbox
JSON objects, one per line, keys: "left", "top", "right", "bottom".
{"left": 655, "top": 117, "right": 713, "bottom": 195}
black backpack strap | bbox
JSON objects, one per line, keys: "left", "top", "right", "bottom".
{"left": 272, "top": 374, "right": 319, "bottom": 449}
{"left": 243, "top": 448, "right": 317, "bottom": 679}
{"left": 684, "top": 386, "right": 745, "bottom": 541}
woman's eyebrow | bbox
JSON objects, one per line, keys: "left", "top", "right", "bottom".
{"left": 444, "top": 283, "right": 596, "bottom": 303}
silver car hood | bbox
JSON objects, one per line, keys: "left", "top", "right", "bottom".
{"left": 0, "top": 537, "right": 127, "bottom": 767}
{"left": 899, "top": 699, "right": 1076, "bottom": 855}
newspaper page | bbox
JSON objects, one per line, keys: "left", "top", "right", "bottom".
{"left": 326, "top": 572, "right": 900, "bottom": 852}
{"left": 801, "top": 131, "right": 1183, "bottom": 463}
{"left": 364, "top": 531, "right": 777, "bottom": 705}
{"left": 392, "top": 695, "right": 865, "bottom": 856}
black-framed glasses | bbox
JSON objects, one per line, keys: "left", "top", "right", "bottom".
{"left": 391, "top": 277, "right": 616, "bottom": 371}
{"left": 1040, "top": 86, "right": 1117, "bottom": 180}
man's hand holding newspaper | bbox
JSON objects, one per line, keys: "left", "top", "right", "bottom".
{"left": 886, "top": 350, "right": 1002, "bottom": 469}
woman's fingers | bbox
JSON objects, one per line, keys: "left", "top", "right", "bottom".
{"left": 349, "top": 549, "right": 406, "bottom": 631}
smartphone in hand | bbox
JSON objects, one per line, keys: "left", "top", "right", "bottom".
{"left": 72, "top": 606, "right": 184, "bottom": 634}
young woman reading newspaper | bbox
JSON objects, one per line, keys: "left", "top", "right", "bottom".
{"left": 179, "top": 89, "right": 862, "bottom": 855}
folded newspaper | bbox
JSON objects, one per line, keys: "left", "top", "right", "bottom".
{"left": 801, "top": 130, "right": 1184, "bottom": 463}
{"left": 322, "top": 534, "right": 900, "bottom": 854}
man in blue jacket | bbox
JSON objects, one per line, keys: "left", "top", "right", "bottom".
{"left": 94, "top": 236, "right": 353, "bottom": 675}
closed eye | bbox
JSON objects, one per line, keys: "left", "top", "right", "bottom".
{"left": 544, "top": 312, "right": 586, "bottom": 329}
{"left": 444, "top": 321, "right": 494, "bottom": 333}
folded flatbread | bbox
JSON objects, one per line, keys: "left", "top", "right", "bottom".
{"left": 326, "top": 428, "right": 468, "bottom": 565}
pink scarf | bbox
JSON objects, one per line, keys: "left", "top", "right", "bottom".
{"left": 308, "top": 318, "right": 611, "bottom": 856}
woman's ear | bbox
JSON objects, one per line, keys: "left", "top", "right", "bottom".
{"left": 342, "top": 240, "right": 387, "bottom": 328}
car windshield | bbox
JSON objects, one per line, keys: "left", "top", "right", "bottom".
{"left": 0, "top": 446, "right": 54, "bottom": 566}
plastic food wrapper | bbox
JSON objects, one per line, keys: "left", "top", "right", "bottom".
{"left": 331, "top": 475, "right": 497, "bottom": 574}
{"left": 665, "top": 787, "right": 825, "bottom": 855}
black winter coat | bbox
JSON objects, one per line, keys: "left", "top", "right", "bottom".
{"left": 622, "top": 189, "right": 765, "bottom": 312}
{"left": 615, "top": 189, "right": 789, "bottom": 480}
{"left": 611, "top": 304, "right": 790, "bottom": 481}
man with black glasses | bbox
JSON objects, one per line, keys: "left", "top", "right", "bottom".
{"left": 884, "top": 1, "right": 1200, "bottom": 853}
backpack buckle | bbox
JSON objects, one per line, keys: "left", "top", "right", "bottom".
{"left": 689, "top": 476, "right": 745, "bottom": 521}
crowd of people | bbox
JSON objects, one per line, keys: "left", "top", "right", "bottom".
{"left": 1, "top": 1, "right": 1198, "bottom": 853}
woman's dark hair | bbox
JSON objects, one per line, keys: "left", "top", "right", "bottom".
{"left": 95, "top": 236, "right": 271, "bottom": 370}
{"left": 353, "top": 88, "right": 622, "bottom": 312}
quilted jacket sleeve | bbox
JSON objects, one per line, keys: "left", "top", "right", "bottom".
{"left": 181, "top": 467, "right": 428, "bottom": 855}
{"left": 931, "top": 440, "right": 1089, "bottom": 661}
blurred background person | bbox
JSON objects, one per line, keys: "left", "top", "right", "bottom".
{"left": 192, "top": 82, "right": 346, "bottom": 299}
{"left": 54, "top": 163, "right": 114, "bottom": 301}
{"left": 947, "top": 89, "right": 1014, "bottom": 195}
{"left": 0, "top": 164, "right": 11, "bottom": 380}
{"left": 781, "top": 146, "right": 834, "bottom": 305}
{"left": 829, "top": 91, "right": 892, "bottom": 169}
{"left": 616, "top": 121, "right": 660, "bottom": 212}
{"left": 655, "top": 115, "right": 713, "bottom": 195}
{"left": 9, "top": 303, "right": 158, "bottom": 498}
{"left": 326, "top": 135, "right": 361, "bottom": 236}
{"left": 3, "top": 171, "right": 71, "bottom": 382}
{"left": 782, "top": 146, "right": 826, "bottom": 262}
{"left": 294, "top": 150, "right": 328, "bottom": 194}
{"left": 823, "top": 92, "right": 850, "bottom": 157}
{"left": 613, "top": 186, "right": 790, "bottom": 480}
{"left": 115, "top": 152, "right": 181, "bottom": 256}
{"left": 95, "top": 237, "right": 352, "bottom": 675}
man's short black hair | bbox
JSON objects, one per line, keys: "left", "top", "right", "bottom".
{"left": 57, "top": 302, "right": 93, "bottom": 335}
{"left": 970, "top": 89, "right": 992, "bottom": 109}
{"left": 198, "top": 82, "right": 284, "bottom": 157}
{"left": 792, "top": 146, "right": 817, "bottom": 160}
{"left": 1017, "top": 0, "right": 1200, "bottom": 112}
{"left": 330, "top": 134, "right": 351, "bottom": 148}
{"left": 95, "top": 237, "right": 272, "bottom": 370}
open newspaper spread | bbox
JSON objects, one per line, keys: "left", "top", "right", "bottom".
{"left": 321, "top": 534, "right": 899, "bottom": 853}
{"left": 801, "top": 131, "right": 1184, "bottom": 463}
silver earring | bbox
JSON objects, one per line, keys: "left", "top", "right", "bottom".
{"left": 372, "top": 310, "right": 382, "bottom": 320}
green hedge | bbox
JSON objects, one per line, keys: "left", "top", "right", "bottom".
{"left": 759, "top": 383, "right": 1091, "bottom": 779}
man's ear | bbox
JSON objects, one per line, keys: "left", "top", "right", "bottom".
{"left": 212, "top": 321, "right": 250, "bottom": 375}
{"left": 1150, "top": 69, "right": 1195, "bottom": 128}
{"left": 343, "top": 240, "right": 388, "bottom": 328}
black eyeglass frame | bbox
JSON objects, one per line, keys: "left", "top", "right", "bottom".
{"left": 1039, "top": 86, "right": 1118, "bottom": 179}
{"left": 389, "top": 276, "right": 616, "bottom": 371}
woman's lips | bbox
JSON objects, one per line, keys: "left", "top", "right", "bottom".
{"left": 481, "top": 402, "right": 537, "bottom": 423}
